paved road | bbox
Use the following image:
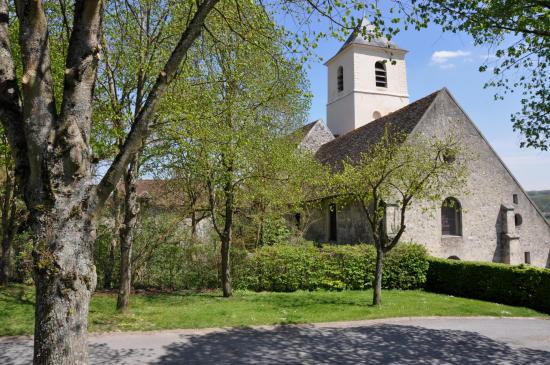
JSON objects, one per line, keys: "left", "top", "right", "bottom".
{"left": 1, "top": 317, "right": 549, "bottom": 364}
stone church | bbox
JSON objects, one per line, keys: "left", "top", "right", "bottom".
{"left": 298, "top": 21, "right": 550, "bottom": 268}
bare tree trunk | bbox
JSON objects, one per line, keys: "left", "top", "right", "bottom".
{"left": 117, "top": 155, "right": 140, "bottom": 312}
{"left": 0, "top": 176, "right": 16, "bottom": 285}
{"left": 104, "top": 181, "right": 124, "bottom": 289}
{"left": 373, "top": 245, "right": 384, "bottom": 306}
{"left": 0, "top": 238, "right": 9, "bottom": 284}
{"left": 33, "top": 203, "right": 97, "bottom": 364}
{"left": 221, "top": 234, "right": 232, "bottom": 297}
{"left": 221, "top": 180, "right": 233, "bottom": 297}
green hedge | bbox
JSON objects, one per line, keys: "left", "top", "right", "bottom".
{"left": 426, "top": 258, "right": 550, "bottom": 314}
{"left": 233, "top": 243, "right": 429, "bottom": 292}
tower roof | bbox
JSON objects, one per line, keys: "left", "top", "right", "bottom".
{"left": 333, "top": 18, "right": 404, "bottom": 58}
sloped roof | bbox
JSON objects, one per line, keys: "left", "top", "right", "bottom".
{"left": 297, "top": 120, "right": 322, "bottom": 137}
{"left": 315, "top": 89, "right": 442, "bottom": 169}
{"left": 337, "top": 18, "right": 404, "bottom": 55}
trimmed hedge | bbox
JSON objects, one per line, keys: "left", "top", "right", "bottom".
{"left": 233, "top": 243, "right": 429, "bottom": 292}
{"left": 426, "top": 258, "right": 550, "bottom": 314}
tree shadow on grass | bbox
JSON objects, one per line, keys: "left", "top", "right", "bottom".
{"left": 152, "top": 324, "right": 550, "bottom": 365}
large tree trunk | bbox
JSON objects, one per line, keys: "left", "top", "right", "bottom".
{"left": 373, "top": 245, "right": 384, "bottom": 306}
{"left": 33, "top": 202, "right": 97, "bottom": 364}
{"left": 104, "top": 181, "right": 124, "bottom": 289}
{"left": 117, "top": 155, "right": 140, "bottom": 312}
{"left": 0, "top": 0, "right": 218, "bottom": 362}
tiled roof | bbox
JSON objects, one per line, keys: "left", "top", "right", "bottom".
{"left": 315, "top": 89, "right": 442, "bottom": 169}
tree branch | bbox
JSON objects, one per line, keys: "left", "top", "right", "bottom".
{"left": 95, "top": 0, "right": 219, "bottom": 209}
{"left": 14, "top": 0, "right": 57, "bottom": 206}
{"left": 0, "top": 0, "right": 29, "bottom": 191}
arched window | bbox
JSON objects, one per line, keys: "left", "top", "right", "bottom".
{"left": 337, "top": 66, "right": 344, "bottom": 92}
{"left": 372, "top": 111, "right": 382, "bottom": 119}
{"left": 375, "top": 61, "right": 387, "bottom": 88}
{"left": 515, "top": 213, "right": 522, "bottom": 226}
{"left": 441, "top": 197, "right": 462, "bottom": 236}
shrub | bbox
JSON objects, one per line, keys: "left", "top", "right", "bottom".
{"left": 426, "top": 258, "right": 550, "bottom": 314}
{"left": 382, "top": 244, "right": 430, "bottom": 290}
{"left": 234, "top": 243, "right": 429, "bottom": 292}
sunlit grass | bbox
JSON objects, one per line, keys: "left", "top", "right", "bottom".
{"left": 0, "top": 284, "right": 545, "bottom": 336}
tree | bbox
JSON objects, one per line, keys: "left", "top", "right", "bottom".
{"left": 0, "top": 0, "right": 218, "bottom": 362}
{"left": 157, "top": 4, "right": 313, "bottom": 296}
{"left": 94, "top": 0, "right": 195, "bottom": 312}
{"left": 332, "top": 129, "right": 468, "bottom": 305}
{"left": 414, "top": 1, "right": 550, "bottom": 150}
{"left": 0, "top": 0, "right": 424, "bottom": 362}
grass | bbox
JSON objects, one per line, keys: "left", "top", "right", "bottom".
{"left": 0, "top": 284, "right": 545, "bottom": 337}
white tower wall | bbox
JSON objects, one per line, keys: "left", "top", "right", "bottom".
{"left": 326, "top": 36, "right": 409, "bottom": 137}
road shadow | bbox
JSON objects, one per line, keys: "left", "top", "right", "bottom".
{"left": 2, "top": 323, "right": 549, "bottom": 364}
{"left": 152, "top": 324, "right": 550, "bottom": 365}
{"left": 0, "top": 340, "right": 156, "bottom": 365}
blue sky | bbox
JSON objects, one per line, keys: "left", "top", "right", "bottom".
{"left": 301, "top": 22, "right": 550, "bottom": 191}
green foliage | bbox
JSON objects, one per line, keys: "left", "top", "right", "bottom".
{"left": 260, "top": 217, "right": 292, "bottom": 246}
{"left": 426, "top": 258, "right": 550, "bottom": 314}
{"left": 410, "top": 1, "right": 550, "bottom": 150}
{"left": 234, "top": 243, "right": 429, "bottom": 292}
{"left": 382, "top": 244, "right": 430, "bottom": 290}
{"left": 12, "top": 232, "right": 33, "bottom": 284}
{"left": 94, "top": 212, "right": 222, "bottom": 291}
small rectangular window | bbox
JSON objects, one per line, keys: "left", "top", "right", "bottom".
{"left": 524, "top": 252, "right": 531, "bottom": 264}
{"left": 329, "top": 203, "right": 337, "bottom": 241}
{"left": 513, "top": 194, "right": 518, "bottom": 204}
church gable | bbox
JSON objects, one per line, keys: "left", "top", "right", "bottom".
{"left": 407, "top": 89, "right": 550, "bottom": 266}
{"left": 297, "top": 120, "right": 334, "bottom": 153}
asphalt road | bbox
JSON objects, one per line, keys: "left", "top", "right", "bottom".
{"left": 1, "top": 317, "right": 549, "bottom": 364}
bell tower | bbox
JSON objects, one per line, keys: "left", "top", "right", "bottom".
{"left": 326, "top": 19, "right": 409, "bottom": 137}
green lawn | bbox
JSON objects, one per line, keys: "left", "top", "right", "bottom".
{"left": 0, "top": 284, "right": 545, "bottom": 336}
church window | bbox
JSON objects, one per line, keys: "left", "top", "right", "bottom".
{"left": 515, "top": 213, "right": 523, "bottom": 226}
{"left": 524, "top": 252, "right": 531, "bottom": 264}
{"left": 447, "top": 255, "right": 460, "bottom": 260}
{"left": 373, "top": 111, "right": 382, "bottom": 119}
{"left": 441, "top": 197, "right": 462, "bottom": 236}
{"left": 337, "top": 66, "right": 344, "bottom": 92}
{"left": 375, "top": 61, "right": 387, "bottom": 88}
{"left": 329, "top": 203, "right": 337, "bottom": 241}
{"left": 513, "top": 194, "right": 518, "bottom": 204}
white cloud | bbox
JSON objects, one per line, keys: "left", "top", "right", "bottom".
{"left": 439, "top": 63, "right": 456, "bottom": 70}
{"left": 430, "top": 50, "right": 471, "bottom": 69}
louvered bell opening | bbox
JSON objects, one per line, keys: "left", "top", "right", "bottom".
{"left": 375, "top": 62, "right": 387, "bottom": 88}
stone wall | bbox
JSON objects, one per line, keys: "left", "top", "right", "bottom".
{"left": 305, "top": 90, "right": 550, "bottom": 268}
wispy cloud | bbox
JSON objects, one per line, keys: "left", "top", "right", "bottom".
{"left": 430, "top": 50, "right": 471, "bottom": 69}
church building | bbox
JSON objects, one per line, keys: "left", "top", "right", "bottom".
{"left": 299, "top": 20, "right": 550, "bottom": 268}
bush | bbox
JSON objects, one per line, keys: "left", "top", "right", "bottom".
{"left": 426, "top": 258, "right": 550, "bottom": 314}
{"left": 234, "top": 243, "right": 429, "bottom": 292}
